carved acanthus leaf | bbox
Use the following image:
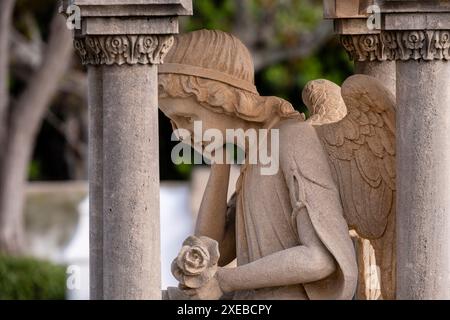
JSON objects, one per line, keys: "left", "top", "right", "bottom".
{"left": 341, "top": 30, "right": 450, "bottom": 62}
{"left": 73, "top": 35, "right": 174, "bottom": 66}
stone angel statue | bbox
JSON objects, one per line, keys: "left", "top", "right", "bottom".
{"left": 158, "top": 29, "right": 395, "bottom": 300}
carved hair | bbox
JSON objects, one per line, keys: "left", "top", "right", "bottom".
{"left": 158, "top": 29, "right": 302, "bottom": 124}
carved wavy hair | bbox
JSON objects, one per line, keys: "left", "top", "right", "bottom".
{"left": 159, "top": 29, "right": 302, "bottom": 124}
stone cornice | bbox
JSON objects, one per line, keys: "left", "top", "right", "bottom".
{"left": 73, "top": 34, "right": 174, "bottom": 65}
{"left": 341, "top": 30, "right": 450, "bottom": 62}
{"left": 60, "top": 0, "right": 193, "bottom": 17}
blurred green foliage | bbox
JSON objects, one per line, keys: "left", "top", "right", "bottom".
{"left": 15, "top": 0, "right": 55, "bottom": 40}
{"left": 187, "top": 0, "right": 235, "bottom": 30}
{"left": 186, "top": 0, "right": 323, "bottom": 35}
{"left": 28, "top": 160, "right": 42, "bottom": 181}
{"left": 258, "top": 39, "right": 353, "bottom": 112}
{"left": 0, "top": 255, "right": 66, "bottom": 300}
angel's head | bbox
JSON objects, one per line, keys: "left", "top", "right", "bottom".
{"left": 158, "top": 29, "right": 300, "bottom": 147}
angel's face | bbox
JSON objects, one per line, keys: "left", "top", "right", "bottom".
{"left": 159, "top": 96, "right": 247, "bottom": 150}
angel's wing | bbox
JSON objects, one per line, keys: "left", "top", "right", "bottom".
{"left": 304, "top": 75, "right": 395, "bottom": 239}
{"left": 302, "top": 75, "right": 396, "bottom": 299}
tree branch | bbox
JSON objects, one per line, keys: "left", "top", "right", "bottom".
{"left": 255, "top": 1, "right": 277, "bottom": 48}
{"left": 0, "top": 10, "right": 73, "bottom": 253}
{"left": 10, "top": 16, "right": 43, "bottom": 70}
{"left": 231, "top": 0, "right": 257, "bottom": 47}
{"left": 10, "top": 26, "right": 86, "bottom": 99}
{"left": 0, "top": 0, "right": 16, "bottom": 150}
{"left": 10, "top": 12, "right": 73, "bottom": 139}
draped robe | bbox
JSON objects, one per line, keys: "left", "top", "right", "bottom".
{"left": 232, "top": 119, "right": 357, "bottom": 300}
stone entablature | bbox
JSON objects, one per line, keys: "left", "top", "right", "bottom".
{"left": 59, "top": 0, "right": 192, "bottom": 65}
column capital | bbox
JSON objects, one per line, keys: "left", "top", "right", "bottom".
{"left": 341, "top": 30, "right": 450, "bottom": 62}
{"left": 74, "top": 34, "right": 174, "bottom": 65}
{"left": 324, "top": 0, "right": 450, "bottom": 62}
{"left": 59, "top": 0, "right": 192, "bottom": 65}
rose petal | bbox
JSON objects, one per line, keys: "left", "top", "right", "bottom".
{"left": 176, "top": 246, "right": 191, "bottom": 270}
{"left": 189, "top": 246, "right": 210, "bottom": 261}
{"left": 183, "top": 246, "right": 209, "bottom": 275}
{"left": 199, "top": 236, "right": 220, "bottom": 265}
{"left": 173, "top": 235, "right": 221, "bottom": 290}
{"left": 185, "top": 264, "right": 207, "bottom": 275}
{"left": 171, "top": 260, "right": 184, "bottom": 283}
{"left": 182, "top": 236, "right": 202, "bottom": 247}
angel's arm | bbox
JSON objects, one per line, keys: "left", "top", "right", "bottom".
{"left": 216, "top": 124, "right": 339, "bottom": 292}
{"left": 217, "top": 203, "right": 336, "bottom": 293}
{"left": 195, "top": 163, "right": 236, "bottom": 266}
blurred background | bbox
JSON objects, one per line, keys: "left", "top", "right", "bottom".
{"left": 0, "top": 0, "right": 353, "bottom": 299}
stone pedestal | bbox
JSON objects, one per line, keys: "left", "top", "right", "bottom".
{"left": 60, "top": 0, "right": 192, "bottom": 300}
{"left": 325, "top": 0, "right": 450, "bottom": 299}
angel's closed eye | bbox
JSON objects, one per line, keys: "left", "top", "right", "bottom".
{"left": 185, "top": 116, "right": 194, "bottom": 124}
{"left": 175, "top": 115, "right": 195, "bottom": 124}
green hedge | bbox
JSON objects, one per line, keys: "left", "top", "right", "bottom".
{"left": 0, "top": 255, "right": 66, "bottom": 300}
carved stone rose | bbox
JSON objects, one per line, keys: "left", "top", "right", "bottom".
{"left": 171, "top": 236, "right": 220, "bottom": 289}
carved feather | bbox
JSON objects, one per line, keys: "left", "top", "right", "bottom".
{"left": 304, "top": 75, "right": 395, "bottom": 240}
{"left": 302, "top": 75, "right": 396, "bottom": 299}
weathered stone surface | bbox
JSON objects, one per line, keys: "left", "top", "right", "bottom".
{"left": 102, "top": 64, "right": 160, "bottom": 300}
{"left": 323, "top": 0, "right": 369, "bottom": 19}
{"left": 60, "top": 0, "right": 192, "bottom": 36}
{"left": 74, "top": 35, "right": 174, "bottom": 65}
{"left": 396, "top": 60, "right": 450, "bottom": 300}
{"left": 354, "top": 61, "right": 396, "bottom": 96}
{"left": 341, "top": 31, "right": 450, "bottom": 62}
{"left": 328, "top": 0, "right": 450, "bottom": 300}
{"left": 60, "top": 0, "right": 193, "bottom": 18}
{"left": 62, "top": 0, "right": 192, "bottom": 300}
{"left": 325, "top": 0, "right": 450, "bottom": 34}
{"left": 87, "top": 66, "right": 103, "bottom": 300}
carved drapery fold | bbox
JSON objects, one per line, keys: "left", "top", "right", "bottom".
{"left": 341, "top": 30, "right": 450, "bottom": 62}
{"left": 74, "top": 35, "right": 175, "bottom": 66}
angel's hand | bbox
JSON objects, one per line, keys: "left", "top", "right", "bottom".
{"left": 182, "top": 272, "right": 225, "bottom": 300}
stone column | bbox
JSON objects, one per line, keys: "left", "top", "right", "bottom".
{"left": 354, "top": 61, "right": 395, "bottom": 96}
{"left": 326, "top": 0, "right": 450, "bottom": 299}
{"left": 102, "top": 63, "right": 160, "bottom": 299}
{"left": 396, "top": 38, "right": 450, "bottom": 300}
{"left": 61, "top": 0, "right": 192, "bottom": 300}
{"left": 87, "top": 66, "right": 103, "bottom": 300}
